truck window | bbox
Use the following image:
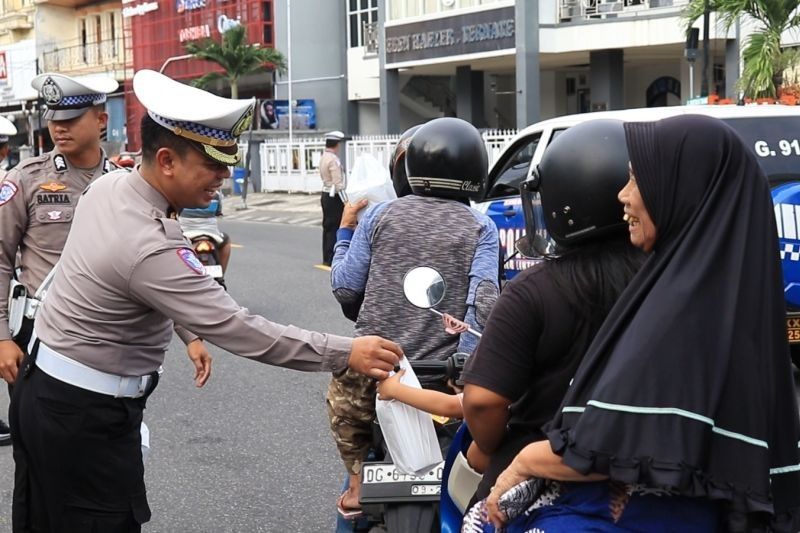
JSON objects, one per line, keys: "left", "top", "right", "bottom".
{"left": 485, "top": 133, "right": 542, "bottom": 200}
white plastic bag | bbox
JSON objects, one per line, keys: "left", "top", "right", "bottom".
{"left": 375, "top": 358, "right": 443, "bottom": 476}
{"left": 345, "top": 153, "right": 396, "bottom": 219}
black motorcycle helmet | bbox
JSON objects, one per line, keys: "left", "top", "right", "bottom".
{"left": 405, "top": 117, "right": 487, "bottom": 201}
{"left": 389, "top": 124, "right": 422, "bottom": 198}
{"left": 520, "top": 119, "right": 630, "bottom": 256}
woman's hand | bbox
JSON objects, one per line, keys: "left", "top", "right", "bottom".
{"left": 485, "top": 460, "right": 529, "bottom": 527}
{"left": 377, "top": 368, "right": 405, "bottom": 400}
{"left": 339, "top": 199, "right": 369, "bottom": 230}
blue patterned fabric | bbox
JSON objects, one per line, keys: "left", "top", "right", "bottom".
{"left": 59, "top": 94, "right": 105, "bottom": 107}
{"left": 152, "top": 112, "right": 234, "bottom": 142}
{"left": 463, "top": 481, "right": 722, "bottom": 533}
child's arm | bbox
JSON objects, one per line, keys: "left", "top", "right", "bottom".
{"left": 377, "top": 369, "right": 463, "bottom": 418}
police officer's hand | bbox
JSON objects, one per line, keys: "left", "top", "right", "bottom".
{"left": 185, "top": 339, "right": 212, "bottom": 387}
{"left": 0, "top": 339, "right": 24, "bottom": 384}
{"left": 348, "top": 335, "right": 402, "bottom": 380}
{"left": 339, "top": 199, "right": 369, "bottom": 230}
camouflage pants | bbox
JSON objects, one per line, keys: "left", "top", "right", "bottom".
{"left": 326, "top": 368, "right": 377, "bottom": 475}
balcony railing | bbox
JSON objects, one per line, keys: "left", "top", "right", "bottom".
{"left": 41, "top": 39, "right": 126, "bottom": 73}
{"left": 559, "top": 0, "right": 688, "bottom": 21}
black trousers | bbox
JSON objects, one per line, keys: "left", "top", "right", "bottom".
{"left": 321, "top": 192, "right": 344, "bottom": 266}
{"left": 10, "top": 347, "right": 153, "bottom": 532}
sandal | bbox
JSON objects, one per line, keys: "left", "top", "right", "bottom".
{"left": 337, "top": 491, "right": 363, "bottom": 519}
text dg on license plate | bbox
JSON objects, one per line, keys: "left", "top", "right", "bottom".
{"left": 362, "top": 462, "right": 444, "bottom": 485}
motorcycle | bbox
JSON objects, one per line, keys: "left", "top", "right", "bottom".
{"left": 336, "top": 267, "right": 481, "bottom": 533}
{"left": 183, "top": 230, "right": 226, "bottom": 289}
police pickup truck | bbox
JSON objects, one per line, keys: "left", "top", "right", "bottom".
{"left": 473, "top": 105, "right": 800, "bottom": 363}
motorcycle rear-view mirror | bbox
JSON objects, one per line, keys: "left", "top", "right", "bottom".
{"left": 402, "top": 267, "right": 483, "bottom": 339}
{"left": 403, "top": 266, "right": 446, "bottom": 309}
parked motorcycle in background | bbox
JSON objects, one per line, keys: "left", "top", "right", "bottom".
{"left": 178, "top": 190, "right": 229, "bottom": 289}
{"left": 183, "top": 230, "right": 226, "bottom": 289}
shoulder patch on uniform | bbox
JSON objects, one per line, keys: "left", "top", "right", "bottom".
{"left": 0, "top": 181, "right": 18, "bottom": 206}
{"left": 177, "top": 248, "right": 205, "bottom": 275}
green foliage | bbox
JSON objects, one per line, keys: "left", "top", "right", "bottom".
{"left": 682, "top": 0, "right": 800, "bottom": 98}
{"left": 185, "top": 25, "right": 286, "bottom": 99}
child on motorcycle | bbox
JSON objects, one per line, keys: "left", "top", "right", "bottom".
{"left": 377, "top": 367, "right": 488, "bottom": 474}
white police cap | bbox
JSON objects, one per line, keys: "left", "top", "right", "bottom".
{"left": 325, "top": 131, "right": 345, "bottom": 142}
{"left": 0, "top": 116, "right": 16, "bottom": 144}
{"left": 32, "top": 73, "right": 119, "bottom": 121}
{"left": 133, "top": 69, "right": 255, "bottom": 166}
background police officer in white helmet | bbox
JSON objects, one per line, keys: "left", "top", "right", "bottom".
{"left": 0, "top": 113, "right": 16, "bottom": 446}
{"left": 5, "top": 69, "right": 402, "bottom": 532}
{"left": 319, "top": 130, "right": 346, "bottom": 266}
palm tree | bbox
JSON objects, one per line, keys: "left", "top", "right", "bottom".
{"left": 683, "top": 0, "right": 800, "bottom": 98}
{"left": 184, "top": 25, "right": 286, "bottom": 99}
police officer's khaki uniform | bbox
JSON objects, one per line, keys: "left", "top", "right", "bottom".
{"left": 9, "top": 70, "right": 360, "bottom": 531}
{"left": 12, "top": 168, "right": 354, "bottom": 529}
{"left": 0, "top": 149, "right": 116, "bottom": 343}
{"left": 320, "top": 146, "right": 345, "bottom": 265}
{"left": 36, "top": 168, "right": 352, "bottom": 374}
{"left": 320, "top": 150, "right": 345, "bottom": 193}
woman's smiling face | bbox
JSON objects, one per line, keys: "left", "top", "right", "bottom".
{"left": 618, "top": 162, "right": 657, "bottom": 252}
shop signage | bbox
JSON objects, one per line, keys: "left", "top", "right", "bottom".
{"left": 385, "top": 6, "right": 515, "bottom": 65}
{"left": 176, "top": 0, "right": 206, "bottom": 13}
{"left": 0, "top": 52, "right": 7, "bottom": 82}
{"left": 122, "top": 1, "right": 158, "bottom": 18}
{"left": 217, "top": 14, "right": 241, "bottom": 34}
{"left": 179, "top": 24, "right": 211, "bottom": 42}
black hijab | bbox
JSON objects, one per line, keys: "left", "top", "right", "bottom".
{"left": 546, "top": 115, "right": 800, "bottom": 531}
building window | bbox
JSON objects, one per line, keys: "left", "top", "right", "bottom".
{"left": 347, "top": 0, "right": 378, "bottom": 48}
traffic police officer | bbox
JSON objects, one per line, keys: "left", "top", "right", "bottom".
{"left": 0, "top": 73, "right": 120, "bottom": 369}
{"left": 6, "top": 69, "right": 402, "bottom": 531}
{"left": 0, "top": 113, "right": 16, "bottom": 446}
{"left": 319, "top": 130, "right": 346, "bottom": 266}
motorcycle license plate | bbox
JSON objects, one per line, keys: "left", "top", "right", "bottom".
{"left": 362, "top": 462, "right": 444, "bottom": 485}
{"left": 204, "top": 265, "right": 223, "bottom": 278}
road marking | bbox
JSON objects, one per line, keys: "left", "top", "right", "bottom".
{"left": 231, "top": 244, "right": 244, "bottom": 249}
{"left": 314, "top": 264, "right": 331, "bottom": 272}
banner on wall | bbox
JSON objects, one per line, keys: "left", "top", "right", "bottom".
{"left": 259, "top": 99, "right": 317, "bottom": 130}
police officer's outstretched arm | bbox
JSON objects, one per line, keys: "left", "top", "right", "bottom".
{"left": 128, "top": 250, "right": 402, "bottom": 379}
{"left": 0, "top": 169, "right": 28, "bottom": 382}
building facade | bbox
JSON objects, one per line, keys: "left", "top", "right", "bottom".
{"left": 0, "top": 0, "right": 130, "bottom": 156}
{"left": 124, "top": 0, "right": 276, "bottom": 149}
{"left": 346, "top": 0, "right": 739, "bottom": 134}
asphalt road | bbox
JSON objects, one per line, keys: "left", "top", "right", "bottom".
{"left": 0, "top": 220, "right": 353, "bottom": 532}
{"left": 0, "top": 218, "right": 799, "bottom": 532}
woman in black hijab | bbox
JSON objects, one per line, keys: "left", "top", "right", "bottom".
{"left": 483, "top": 114, "right": 800, "bottom": 532}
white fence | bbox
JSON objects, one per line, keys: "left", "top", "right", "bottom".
{"left": 258, "top": 130, "right": 518, "bottom": 194}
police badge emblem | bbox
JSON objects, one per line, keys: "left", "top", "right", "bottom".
{"left": 54, "top": 154, "right": 68, "bottom": 172}
{"left": 231, "top": 106, "right": 254, "bottom": 137}
{"left": 41, "top": 77, "right": 63, "bottom": 106}
{"left": 177, "top": 248, "right": 205, "bottom": 275}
